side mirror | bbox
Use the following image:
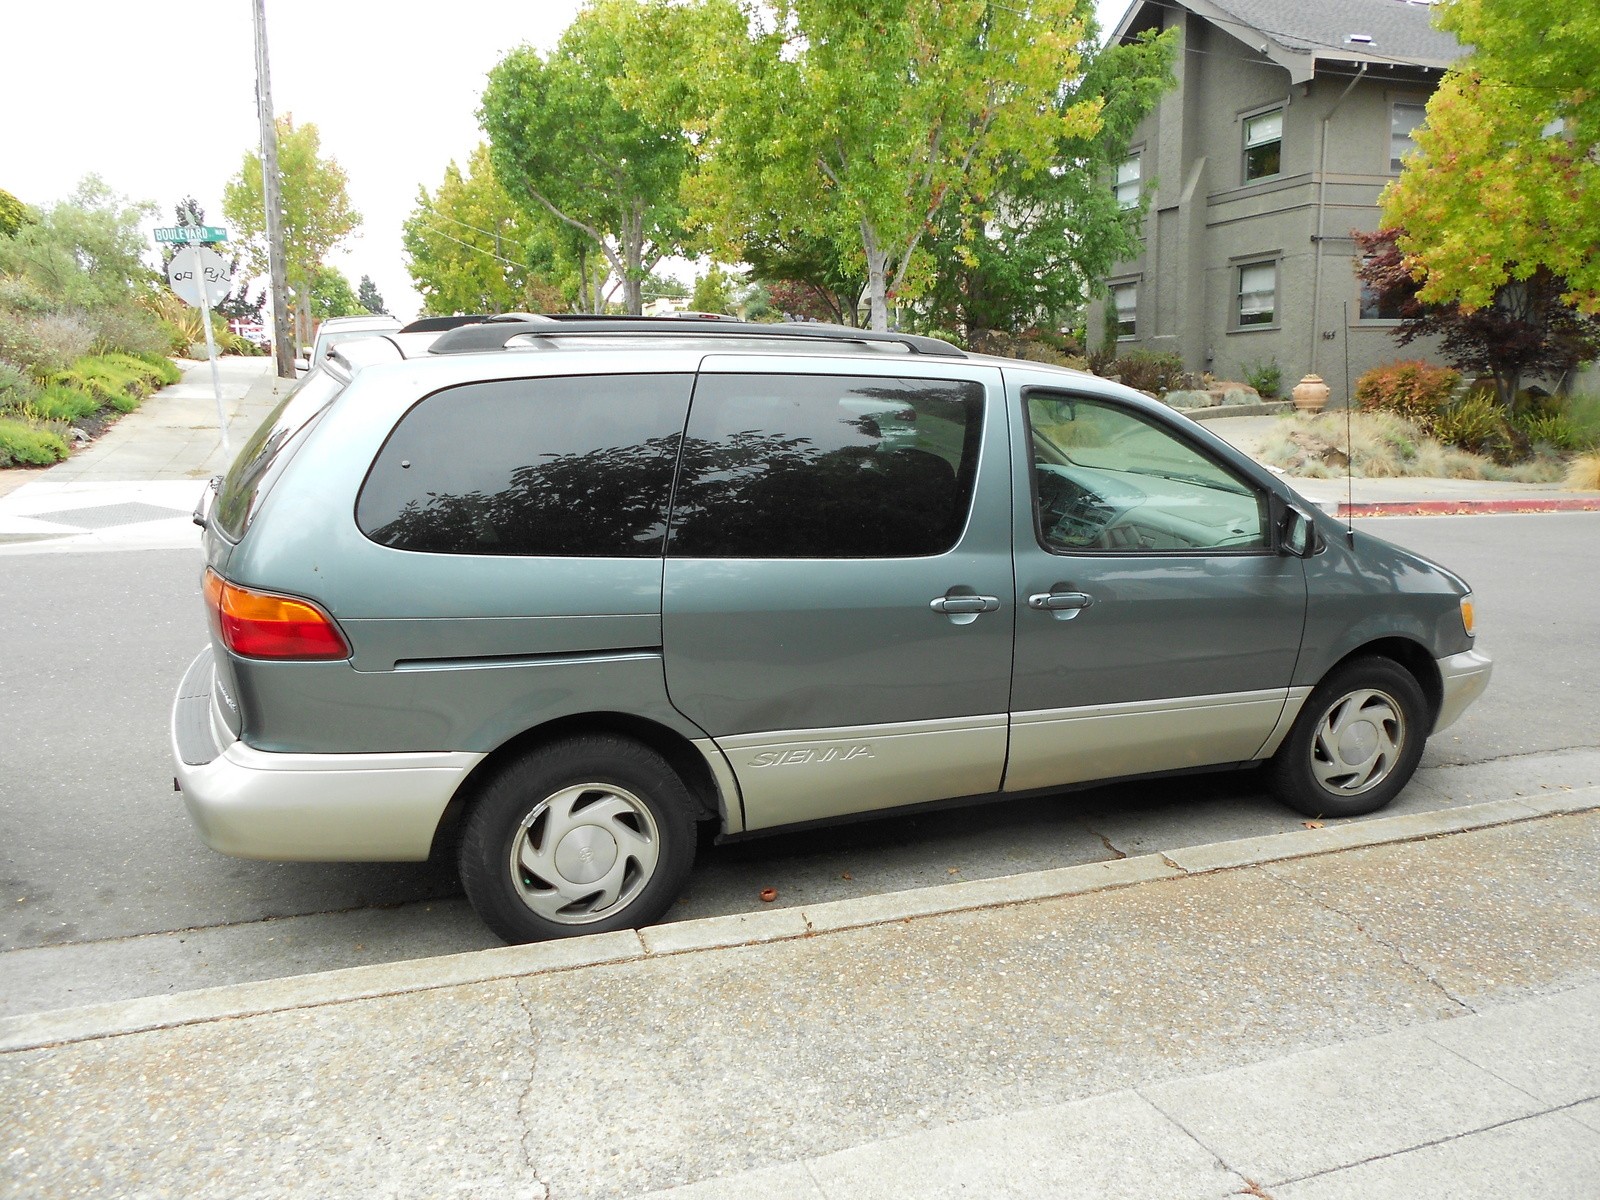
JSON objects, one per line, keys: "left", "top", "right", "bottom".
{"left": 1276, "top": 497, "right": 1322, "bottom": 558}
{"left": 293, "top": 354, "right": 310, "bottom": 374}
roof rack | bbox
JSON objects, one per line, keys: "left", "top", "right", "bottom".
{"left": 426, "top": 315, "right": 967, "bottom": 358}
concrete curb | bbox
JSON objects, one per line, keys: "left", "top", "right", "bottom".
{"left": 4, "top": 785, "right": 1595, "bottom": 1056}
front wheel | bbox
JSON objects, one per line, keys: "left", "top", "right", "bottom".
{"left": 1268, "top": 658, "right": 1428, "bottom": 818}
{"left": 458, "top": 735, "right": 697, "bottom": 944}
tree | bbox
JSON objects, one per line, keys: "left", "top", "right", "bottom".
{"left": 743, "top": 226, "right": 867, "bottom": 326}
{"left": 1382, "top": 0, "right": 1600, "bottom": 315}
{"left": 480, "top": 0, "right": 694, "bottom": 314}
{"left": 635, "top": 0, "right": 1104, "bottom": 331}
{"left": 690, "top": 263, "right": 738, "bottom": 314}
{"left": 918, "top": 17, "right": 1176, "bottom": 339}
{"left": 167, "top": 196, "right": 262, "bottom": 322}
{"left": 402, "top": 144, "right": 569, "bottom": 315}
{"left": 222, "top": 115, "right": 361, "bottom": 341}
{"left": 1355, "top": 227, "right": 1600, "bottom": 403}
{"left": 0, "top": 176, "right": 156, "bottom": 309}
{"left": 357, "top": 275, "right": 387, "bottom": 315}
{"left": 309, "top": 266, "right": 363, "bottom": 319}
{"left": 0, "top": 187, "right": 29, "bottom": 238}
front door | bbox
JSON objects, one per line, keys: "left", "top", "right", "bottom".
{"left": 663, "top": 358, "right": 1014, "bottom": 831}
{"left": 1005, "top": 384, "right": 1308, "bottom": 792}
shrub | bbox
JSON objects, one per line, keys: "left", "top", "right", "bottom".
{"left": 50, "top": 354, "right": 153, "bottom": 408}
{"left": 1242, "top": 358, "right": 1282, "bottom": 399}
{"left": 87, "top": 305, "right": 175, "bottom": 358}
{"left": 0, "top": 360, "right": 37, "bottom": 411}
{"left": 1353, "top": 360, "right": 1461, "bottom": 431}
{"left": 1109, "top": 349, "right": 1186, "bottom": 394}
{"left": 0, "top": 416, "right": 70, "bottom": 466}
{"left": 1516, "top": 411, "right": 1595, "bottom": 452}
{"left": 31, "top": 383, "right": 98, "bottom": 423}
{"left": 128, "top": 350, "right": 182, "bottom": 385}
{"left": 1433, "top": 392, "right": 1525, "bottom": 463}
{"left": 1566, "top": 453, "right": 1600, "bottom": 491}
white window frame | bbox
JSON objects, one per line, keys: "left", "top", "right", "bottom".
{"left": 1111, "top": 281, "right": 1138, "bottom": 339}
{"left": 1115, "top": 153, "right": 1142, "bottom": 210}
{"left": 1390, "top": 100, "right": 1427, "bottom": 172}
{"left": 1242, "top": 107, "right": 1284, "bottom": 183}
{"left": 1235, "top": 260, "right": 1277, "bottom": 329}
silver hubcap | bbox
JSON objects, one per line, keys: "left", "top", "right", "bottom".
{"left": 509, "top": 783, "right": 660, "bottom": 925}
{"left": 1311, "top": 688, "right": 1405, "bottom": 796}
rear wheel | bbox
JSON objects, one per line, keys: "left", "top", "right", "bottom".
{"left": 1268, "top": 657, "right": 1428, "bottom": 818}
{"left": 458, "top": 735, "right": 696, "bottom": 944}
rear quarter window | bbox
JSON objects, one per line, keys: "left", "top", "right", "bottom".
{"left": 214, "top": 371, "right": 344, "bottom": 541}
{"left": 356, "top": 373, "right": 693, "bottom": 556}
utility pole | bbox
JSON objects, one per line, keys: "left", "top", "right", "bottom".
{"left": 252, "top": 0, "right": 295, "bottom": 380}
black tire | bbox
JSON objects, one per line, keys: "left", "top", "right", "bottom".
{"left": 458, "top": 735, "right": 697, "bottom": 944}
{"left": 1268, "top": 657, "right": 1428, "bottom": 818}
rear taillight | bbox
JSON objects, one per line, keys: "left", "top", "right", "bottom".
{"left": 203, "top": 568, "right": 350, "bottom": 661}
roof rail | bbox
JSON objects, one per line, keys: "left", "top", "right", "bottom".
{"left": 426, "top": 316, "right": 967, "bottom": 358}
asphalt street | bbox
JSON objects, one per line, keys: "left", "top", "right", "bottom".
{"left": 1, "top": 512, "right": 1597, "bottom": 1016}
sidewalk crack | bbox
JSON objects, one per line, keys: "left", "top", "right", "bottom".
{"left": 514, "top": 985, "right": 554, "bottom": 1200}
{"left": 1260, "top": 864, "right": 1475, "bottom": 1014}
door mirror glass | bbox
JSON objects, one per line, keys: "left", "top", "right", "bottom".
{"left": 1280, "top": 503, "right": 1321, "bottom": 558}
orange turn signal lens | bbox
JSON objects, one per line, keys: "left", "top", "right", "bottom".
{"left": 204, "top": 569, "right": 350, "bottom": 660}
{"left": 1460, "top": 596, "right": 1475, "bottom": 637}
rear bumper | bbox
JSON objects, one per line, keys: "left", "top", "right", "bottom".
{"left": 170, "top": 648, "right": 482, "bottom": 861}
{"left": 1434, "top": 648, "right": 1493, "bottom": 733}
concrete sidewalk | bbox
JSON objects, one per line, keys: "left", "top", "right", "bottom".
{"left": 4, "top": 790, "right": 1597, "bottom": 1199}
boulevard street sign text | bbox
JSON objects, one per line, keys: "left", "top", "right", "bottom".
{"left": 153, "top": 225, "right": 228, "bottom": 244}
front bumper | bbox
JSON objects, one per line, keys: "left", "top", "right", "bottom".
{"left": 1433, "top": 648, "right": 1493, "bottom": 733}
{"left": 170, "top": 648, "right": 482, "bottom": 861}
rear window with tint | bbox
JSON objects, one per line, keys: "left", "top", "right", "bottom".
{"left": 214, "top": 370, "right": 344, "bottom": 541}
{"left": 357, "top": 374, "right": 693, "bottom": 556}
{"left": 668, "top": 373, "right": 984, "bottom": 558}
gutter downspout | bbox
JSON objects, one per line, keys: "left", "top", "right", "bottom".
{"left": 1310, "top": 62, "right": 1368, "bottom": 379}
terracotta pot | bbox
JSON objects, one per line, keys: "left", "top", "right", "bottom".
{"left": 1292, "top": 373, "right": 1331, "bottom": 413}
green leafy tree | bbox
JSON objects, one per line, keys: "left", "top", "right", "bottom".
{"left": 357, "top": 275, "right": 387, "bottom": 315}
{"left": 402, "top": 144, "right": 569, "bottom": 315}
{"left": 1383, "top": 0, "right": 1600, "bottom": 315}
{"left": 0, "top": 176, "right": 156, "bottom": 309}
{"left": 744, "top": 226, "right": 867, "bottom": 325}
{"left": 222, "top": 115, "right": 362, "bottom": 339}
{"left": 0, "top": 188, "right": 33, "bottom": 238}
{"left": 918, "top": 17, "right": 1176, "bottom": 339}
{"left": 480, "top": 0, "right": 694, "bottom": 314}
{"left": 690, "top": 263, "right": 738, "bottom": 314}
{"left": 1355, "top": 227, "right": 1600, "bottom": 402}
{"left": 635, "top": 0, "right": 1104, "bottom": 331}
{"left": 309, "top": 266, "right": 363, "bottom": 319}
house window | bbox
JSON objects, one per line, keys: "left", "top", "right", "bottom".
{"left": 1237, "top": 262, "right": 1276, "bottom": 327}
{"left": 1243, "top": 108, "right": 1283, "bottom": 181}
{"left": 1115, "top": 154, "right": 1141, "bottom": 209}
{"left": 1359, "top": 256, "right": 1405, "bottom": 321}
{"left": 1390, "top": 101, "right": 1426, "bottom": 171}
{"left": 1112, "top": 283, "right": 1137, "bottom": 337}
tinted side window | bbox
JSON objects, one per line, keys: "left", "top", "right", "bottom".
{"left": 357, "top": 374, "right": 692, "bottom": 556}
{"left": 669, "top": 374, "right": 983, "bottom": 558}
{"left": 1028, "top": 392, "right": 1268, "bottom": 553}
{"left": 216, "top": 370, "right": 344, "bottom": 541}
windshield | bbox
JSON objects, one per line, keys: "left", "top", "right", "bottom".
{"left": 213, "top": 370, "right": 343, "bottom": 540}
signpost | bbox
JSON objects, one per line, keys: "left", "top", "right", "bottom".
{"left": 161, "top": 230, "right": 234, "bottom": 455}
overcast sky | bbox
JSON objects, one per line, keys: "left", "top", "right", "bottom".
{"left": 2, "top": 0, "right": 1133, "bottom": 321}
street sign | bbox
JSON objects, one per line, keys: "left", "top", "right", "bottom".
{"left": 167, "top": 246, "right": 232, "bottom": 308}
{"left": 154, "top": 225, "right": 228, "bottom": 244}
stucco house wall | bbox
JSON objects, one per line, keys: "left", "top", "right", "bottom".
{"left": 1095, "top": 1, "right": 1459, "bottom": 405}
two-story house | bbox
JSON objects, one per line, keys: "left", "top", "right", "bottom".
{"left": 1096, "top": 0, "right": 1464, "bottom": 404}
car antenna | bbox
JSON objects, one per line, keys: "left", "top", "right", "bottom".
{"left": 1343, "top": 300, "right": 1355, "bottom": 546}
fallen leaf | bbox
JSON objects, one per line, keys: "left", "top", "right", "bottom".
{"left": 840, "top": 871, "right": 853, "bottom": 881}
{"left": 947, "top": 867, "right": 961, "bottom": 875}
{"left": 1302, "top": 820, "right": 1324, "bottom": 829}
{"left": 759, "top": 887, "right": 778, "bottom": 903}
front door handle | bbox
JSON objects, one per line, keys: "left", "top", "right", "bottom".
{"left": 930, "top": 595, "right": 1001, "bottom": 615}
{"left": 1028, "top": 591, "right": 1093, "bottom": 620}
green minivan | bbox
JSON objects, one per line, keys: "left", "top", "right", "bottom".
{"left": 173, "top": 318, "right": 1490, "bottom": 943}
